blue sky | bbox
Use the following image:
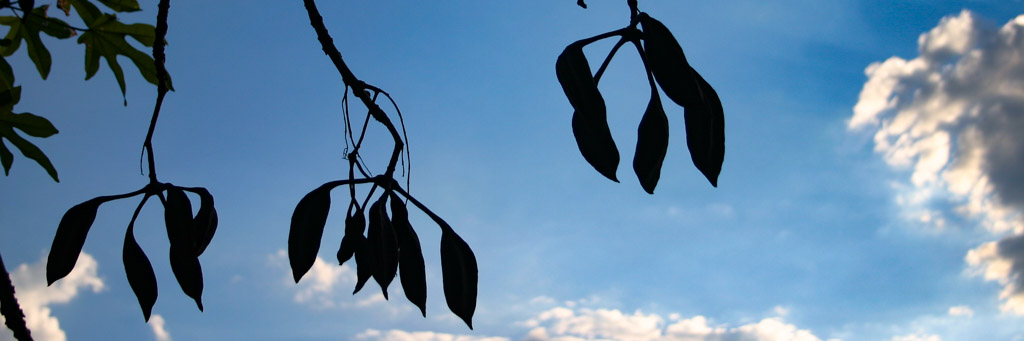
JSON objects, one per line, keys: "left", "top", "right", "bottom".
{"left": 3, "top": 1, "right": 1024, "bottom": 340}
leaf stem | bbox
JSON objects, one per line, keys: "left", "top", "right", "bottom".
{"left": 142, "top": 0, "right": 171, "bottom": 184}
{"left": 302, "top": 0, "right": 404, "bottom": 180}
{"left": 390, "top": 180, "right": 453, "bottom": 234}
{"left": 593, "top": 36, "right": 628, "bottom": 84}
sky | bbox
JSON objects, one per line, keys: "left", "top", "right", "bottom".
{"left": 2, "top": 0, "right": 1024, "bottom": 340}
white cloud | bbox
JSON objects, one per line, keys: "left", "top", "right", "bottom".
{"left": 520, "top": 304, "right": 828, "bottom": 341}
{"left": 0, "top": 252, "right": 104, "bottom": 341}
{"left": 947, "top": 306, "right": 974, "bottom": 317}
{"left": 890, "top": 334, "right": 941, "bottom": 341}
{"left": 268, "top": 249, "right": 384, "bottom": 310}
{"left": 850, "top": 10, "right": 1024, "bottom": 313}
{"left": 149, "top": 314, "right": 171, "bottom": 341}
{"left": 355, "top": 328, "right": 510, "bottom": 341}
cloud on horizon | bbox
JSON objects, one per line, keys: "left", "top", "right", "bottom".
{"left": 0, "top": 252, "right": 104, "bottom": 341}
{"left": 849, "top": 10, "right": 1024, "bottom": 313}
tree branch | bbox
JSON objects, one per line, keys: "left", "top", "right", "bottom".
{"left": 0, "top": 251, "right": 32, "bottom": 341}
{"left": 142, "top": 0, "right": 171, "bottom": 184}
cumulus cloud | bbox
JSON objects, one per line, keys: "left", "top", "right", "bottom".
{"left": 0, "top": 253, "right": 104, "bottom": 341}
{"left": 850, "top": 10, "right": 1024, "bottom": 313}
{"left": 356, "top": 329, "right": 511, "bottom": 341}
{"left": 519, "top": 304, "right": 828, "bottom": 341}
{"left": 149, "top": 314, "right": 171, "bottom": 341}
{"left": 268, "top": 249, "right": 387, "bottom": 309}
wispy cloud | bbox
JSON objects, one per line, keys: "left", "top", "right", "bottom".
{"left": 356, "top": 329, "right": 510, "bottom": 341}
{"left": 0, "top": 252, "right": 104, "bottom": 341}
{"left": 850, "top": 10, "right": 1024, "bottom": 313}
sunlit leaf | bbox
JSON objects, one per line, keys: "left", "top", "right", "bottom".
{"left": 46, "top": 197, "right": 102, "bottom": 285}
{"left": 123, "top": 200, "right": 157, "bottom": 321}
{"left": 190, "top": 187, "right": 217, "bottom": 256}
{"left": 0, "top": 7, "right": 57, "bottom": 79}
{"left": 556, "top": 42, "right": 619, "bottom": 181}
{"left": 288, "top": 183, "right": 332, "bottom": 282}
{"left": 164, "top": 187, "right": 204, "bottom": 311}
{"left": 639, "top": 13, "right": 702, "bottom": 109}
{"left": 633, "top": 91, "right": 669, "bottom": 194}
{"left": 337, "top": 204, "right": 365, "bottom": 265}
{"left": 441, "top": 227, "right": 477, "bottom": 329}
{"left": 76, "top": 12, "right": 167, "bottom": 101}
{"left": 391, "top": 192, "right": 426, "bottom": 316}
{"left": 684, "top": 70, "right": 725, "bottom": 187}
{"left": 369, "top": 194, "right": 398, "bottom": 299}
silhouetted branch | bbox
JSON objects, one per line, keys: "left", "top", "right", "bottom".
{"left": 0, "top": 252, "right": 32, "bottom": 341}
{"left": 302, "top": 0, "right": 404, "bottom": 179}
{"left": 142, "top": 0, "right": 171, "bottom": 184}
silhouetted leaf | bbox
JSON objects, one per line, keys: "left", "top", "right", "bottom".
{"left": 633, "top": 92, "right": 669, "bottom": 194}
{"left": 684, "top": 70, "right": 725, "bottom": 187}
{"left": 20, "top": 0, "right": 34, "bottom": 18}
{"left": 441, "top": 228, "right": 477, "bottom": 329}
{"left": 97, "top": 0, "right": 140, "bottom": 12}
{"left": 190, "top": 187, "right": 217, "bottom": 256}
{"left": 123, "top": 203, "right": 157, "bottom": 321}
{"left": 164, "top": 187, "right": 204, "bottom": 310}
{"left": 0, "top": 140, "right": 11, "bottom": 175}
{"left": 288, "top": 183, "right": 332, "bottom": 282}
{"left": 390, "top": 192, "right": 426, "bottom": 316}
{"left": 0, "top": 56, "right": 13, "bottom": 88}
{"left": 369, "top": 194, "right": 398, "bottom": 299}
{"left": 337, "top": 205, "right": 365, "bottom": 265}
{"left": 639, "top": 13, "right": 702, "bottom": 109}
{"left": 353, "top": 232, "right": 375, "bottom": 294}
{"left": 1, "top": 112, "right": 58, "bottom": 137}
{"left": 556, "top": 42, "right": 619, "bottom": 181}
{"left": 46, "top": 197, "right": 102, "bottom": 285}
{"left": 0, "top": 122, "right": 58, "bottom": 181}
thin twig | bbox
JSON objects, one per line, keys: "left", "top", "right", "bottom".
{"left": 0, "top": 251, "right": 32, "bottom": 341}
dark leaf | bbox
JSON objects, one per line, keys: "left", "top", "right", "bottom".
{"left": 639, "top": 13, "right": 702, "bottom": 109}
{"left": 0, "top": 124, "right": 58, "bottom": 181}
{"left": 19, "top": 0, "right": 33, "bottom": 17}
{"left": 190, "top": 187, "right": 217, "bottom": 256}
{"left": 164, "top": 187, "right": 204, "bottom": 310}
{"left": 0, "top": 56, "right": 13, "bottom": 89}
{"left": 288, "top": 183, "right": 332, "bottom": 283}
{"left": 97, "top": 0, "right": 140, "bottom": 12}
{"left": 441, "top": 228, "right": 477, "bottom": 329}
{"left": 0, "top": 7, "right": 58, "bottom": 79}
{"left": 352, "top": 233, "right": 374, "bottom": 294}
{"left": 684, "top": 70, "right": 725, "bottom": 187}
{"left": 57, "top": 0, "right": 70, "bottom": 16}
{"left": 556, "top": 42, "right": 619, "bottom": 181}
{"left": 0, "top": 139, "right": 11, "bottom": 175}
{"left": 390, "top": 192, "right": 426, "bottom": 316}
{"left": 123, "top": 203, "right": 157, "bottom": 321}
{"left": 369, "top": 194, "right": 398, "bottom": 299}
{"left": 1, "top": 111, "right": 58, "bottom": 137}
{"left": 168, "top": 246, "right": 203, "bottom": 311}
{"left": 633, "top": 92, "right": 669, "bottom": 194}
{"left": 46, "top": 198, "right": 102, "bottom": 285}
{"left": 337, "top": 205, "right": 365, "bottom": 265}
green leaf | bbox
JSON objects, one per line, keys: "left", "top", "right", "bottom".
{"left": 0, "top": 6, "right": 54, "bottom": 79}
{"left": 0, "top": 17, "right": 22, "bottom": 56}
{"left": 1, "top": 112, "right": 58, "bottom": 137}
{"left": 0, "top": 86, "right": 20, "bottom": 110}
{"left": 47, "top": 197, "right": 103, "bottom": 284}
{"left": 288, "top": 183, "right": 332, "bottom": 283}
{"left": 556, "top": 42, "right": 619, "bottom": 182}
{"left": 0, "top": 124, "right": 58, "bottom": 181}
{"left": 97, "top": 0, "right": 140, "bottom": 13}
{"left": 0, "top": 56, "right": 14, "bottom": 89}
{"left": 77, "top": 13, "right": 167, "bottom": 101}
{"left": 0, "top": 139, "right": 12, "bottom": 175}
{"left": 633, "top": 91, "right": 669, "bottom": 194}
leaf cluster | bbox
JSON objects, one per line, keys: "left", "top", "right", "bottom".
{"left": 556, "top": 9, "right": 725, "bottom": 193}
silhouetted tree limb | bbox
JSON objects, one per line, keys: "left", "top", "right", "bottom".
{"left": 0, "top": 252, "right": 31, "bottom": 341}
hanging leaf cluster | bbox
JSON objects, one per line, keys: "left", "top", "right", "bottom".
{"left": 47, "top": 183, "right": 217, "bottom": 321}
{"left": 0, "top": 0, "right": 167, "bottom": 181}
{"left": 556, "top": 8, "right": 725, "bottom": 193}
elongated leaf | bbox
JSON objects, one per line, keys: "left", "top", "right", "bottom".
{"left": 337, "top": 205, "right": 365, "bottom": 265}
{"left": 390, "top": 193, "right": 426, "bottom": 316}
{"left": 164, "top": 187, "right": 204, "bottom": 310}
{"left": 369, "top": 194, "right": 398, "bottom": 299}
{"left": 0, "top": 125, "right": 58, "bottom": 181}
{"left": 190, "top": 187, "right": 217, "bottom": 256}
{"left": 556, "top": 42, "right": 619, "bottom": 181}
{"left": 355, "top": 199, "right": 383, "bottom": 294}
{"left": 441, "top": 228, "right": 477, "bottom": 329}
{"left": 1, "top": 112, "right": 58, "bottom": 137}
{"left": 684, "top": 70, "right": 725, "bottom": 187}
{"left": 46, "top": 198, "right": 103, "bottom": 285}
{"left": 288, "top": 183, "right": 332, "bottom": 282}
{"left": 0, "top": 139, "right": 11, "bottom": 175}
{"left": 639, "top": 13, "right": 702, "bottom": 109}
{"left": 123, "top": 201, "right": 157, "bottom": 321}
{"left": 97, "top": 0, "right": 140, "bottom": 12}
{"left": 0, "top": 56, "right": 13, "bottom": 89}
{"left": 633, "top": 92, "right": 669, "bottom": 194}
